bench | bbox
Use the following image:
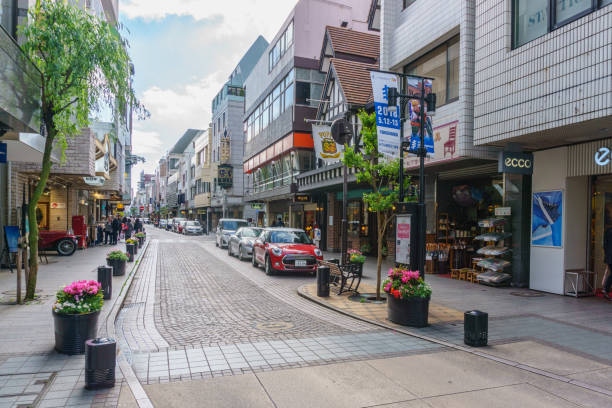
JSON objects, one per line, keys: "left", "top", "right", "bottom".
{"left": 318, "top": 260, "right": 362, "bottom": 295}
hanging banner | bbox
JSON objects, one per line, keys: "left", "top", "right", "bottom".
{"left": 312, "top": 125, "right": 343, "bottom": 164}
{"left": 407, "top": 78, "right": 434, "bottom": 154}
{"left": 370, "top": 71, "right": 401, "bottom": 159}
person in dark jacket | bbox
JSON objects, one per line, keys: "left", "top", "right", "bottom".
{"left": 125, "top": 219, "right": 133, "bottom": 239}
{"left": 111, "top": 216, "right": 120, "bottom": 245}
{"left": 103, "top": 217, "right": 112, "bottom": 245}
{"left": 134, "top": 218, "right": 142, "bottom": 233}
{"left": 603, "top": 227, "right": 612, "bottom": 300}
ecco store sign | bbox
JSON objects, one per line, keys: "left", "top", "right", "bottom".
{"left": 595, "top": 147, "right": 611, "bottom": 166}
{"left": 498, "top": 152, "right": 533, "bottom": 175}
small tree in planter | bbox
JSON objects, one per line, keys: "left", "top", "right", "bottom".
{"left": 106, "top": 251, "right": 128, "bottom": 276}
{"left": 383, "top": 268, "right": 432, "bottom": 327}
{"left": 348, "top": 249, "right": 365, "bottom": 275}
{"left": 53, "top": 280, "right": 103, "bottom": 354}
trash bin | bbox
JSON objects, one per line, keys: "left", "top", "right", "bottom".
{"left": 464, "top": 310, "right": 488, "bottom": 347}
{"left": 317, "top": 266, "right": 330, "bottom": 297}
{"left": 97, "top": 265, "right": 112, "bottom": 300}
{"left": 85, "top": 338, "right": 116, "bottom": 389}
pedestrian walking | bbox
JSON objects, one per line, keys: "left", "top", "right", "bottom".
{"left": 96, "top": 222, "right": 104, "bottom": 245}
{"left": 104, "top": 217, "right": 112, "bottom": 245}
{"left": 134, "top": 218, "right": 142, "bottom": 233}
{"left": 313, "top": 224, "right": 321, "bottom": 249}
{"left": 111, "top": 215, "right": 120, "bottom": 245}
{"left": 602, "top": 227, "right": 612, "bottom": 300}
{"left": 125, "top": 218, "right": 133, "bottom": 239}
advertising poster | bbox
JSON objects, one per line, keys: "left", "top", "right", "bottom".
{"left": 532, "top": 190, "right": 563, "bottom": 247}
{"left": 370, "top": 71, "right": 401, "bottom": 159}
{"left": 406, "top": 78, "right": 434, "bottom": 155}
{"left": 404, "top": 121, "right": 458, "bottom": 168}
{"left": 312, "top": 124, "right": 343, "bottom": 164}
{"left": 395, "top": 215, "right": 412, "bottom": 265}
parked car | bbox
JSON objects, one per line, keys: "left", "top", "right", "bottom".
{"left": 215, "top": 218, "right": 248, "bottom": 248}
{"left": 172, "top": 217, "right": 187, "bottom": 232}
{"left": 177, "top": 220, "right": 189, "bottom": 234}
{"left": 252, "top": 228, "right": 322, "bottom": 275}
{"left": 227, "top": 227, "right": 263, "bottom": 261}
{"left": 182, "top": 220, "right": 203, "bottom": 235}
{"left": 39, "top": 231, "right": 78, "bottom": 256}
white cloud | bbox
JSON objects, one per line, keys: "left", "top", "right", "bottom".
{"left": 121, "top": 0, "right": 297, "bottom": 40}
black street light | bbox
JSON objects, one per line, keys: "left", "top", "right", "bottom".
{"left": 384, "top": 73, "right": 435, "bottom": 279}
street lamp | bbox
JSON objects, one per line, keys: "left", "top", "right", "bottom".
{"left": 385, "top": 74, "right": 436, "bottom": 279}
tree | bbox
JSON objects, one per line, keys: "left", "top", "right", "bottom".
{"left": 343, "top": 111, "right": 412, "bottom": 300}
{"left": 19, "top": 1, "right": 145, "bottom": 300}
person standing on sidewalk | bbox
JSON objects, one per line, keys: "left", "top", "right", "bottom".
{"left": 603, "top": 227, "right": 612, "bottom": 300}
{"left": 104, "top": 217, "right": 112, "bottom": 245}
{"left": 111, "top": 216, "right": 120, "bottom": 245}
{"left": 125, "top": 218, "right": 134, "bottom": 239}
{"left": 313, "top": 224, "right": 321, "bottom": 249}
{"left": 134, "top": 218, "right": 142, "bottom": 233}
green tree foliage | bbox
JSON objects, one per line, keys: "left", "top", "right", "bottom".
{"left": 343, "top": 111, "right": 411, "bottom": 299}
{"left": 19, "top": 1, "right": 145, "bottom": 300}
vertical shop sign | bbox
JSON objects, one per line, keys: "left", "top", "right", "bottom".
{"left": 395, "top": 215, "right": 412, "bottom": 265}
{"left": 370, "top": 71, "right": 401, "bottom": 159}
{"left": 406, "top": 78, "right": 434, "bottom": 154}
{"left": 312, "top": 125, "right": 343, "bottom": 164}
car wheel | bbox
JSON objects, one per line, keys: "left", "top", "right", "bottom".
{"left": 216, "top": 239, "right": 219, "bottom": 247}
{"left": 56, "top": 238, "right": 77, "bottom": 256}
{"left": 265, "top": 255, "right": 274, "bottom": 276}
{"left": 238, "top": 245, "right": 245, "bottom": 261}
{"left": 252, "top": 252, "right": 258, "bottom": 267}
{"left": 228, "top": 243, "right": 233, "bottom": 257}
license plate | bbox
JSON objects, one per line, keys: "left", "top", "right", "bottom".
{"left": 295, "top": 260, "right": 307, "bottom": 267}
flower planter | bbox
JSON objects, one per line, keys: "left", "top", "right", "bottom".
{"left": 53, "top": 310, "right": 100, "bottom": 355}
{"left": 387, "top": 295, "right": 430, "bottom": 327}
{"left": 106, "top": 258, "right": 126, "bottom": 276}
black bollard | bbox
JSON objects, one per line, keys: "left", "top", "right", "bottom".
{"left": 97, "top": 266, "right": 112, "bottom": 300}
{"left": 85, "top": 338, "right": 116, "bottom": 389}
{"left": 464, "top": 310, "right": 488, "bottom": 347}
{"left": 317, "top": 266, "right": 330, "bottom": 297}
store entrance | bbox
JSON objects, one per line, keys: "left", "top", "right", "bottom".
{"left": 590, "top": 175, "right": 612, "bottom": 291}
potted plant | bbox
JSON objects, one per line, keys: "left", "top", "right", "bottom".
{"left": 348, "top": 249, "right": 365, "bottom": 275}
{"left": 383, "top": 268, "right": 432, "bottom": 327}
{"left": 106, "top": 250, "right": 128, "bottom": 276}
{"left": 52, "top": 280, "right": 103, "bottom": 354}
{"left": 126, "top": 238, "right": 138, "bottom": 255}
{"left": 135, "top": 232, "right": 145, "bottom": 247}
{"left": 360, "top": 243, "right": 372, "bottom": 256}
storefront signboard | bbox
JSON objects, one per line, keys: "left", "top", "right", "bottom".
{"left": 406, "top": 78, "right": 434, "bottom": 155}
{"left": 370, "top": 71, "right": 401, "bottom": 159}
{"left": 312, "top": 125, "right": 343, "bottom": 164}
{"left": 95, "top": 135, "right": 110, "bottom": 178}
{"left": 499, "top": 151, "right": 533, "bottom": 175}
{"left": 83, "top": 176, "right": 106, "bottom": 187}
{"left": 50, "top": 202, "right": 66, "bottom": 209}
{"left": 595, "top": 147, "right": 611, "bottom": 166}
{"left": 295, "top": 194, "right": 310, "bottom": 203}
{"left": 495, "top": 207, "right": 511, "bottom": 216}
{"left": 218, "top": 164, "right": 233, "bottom": 188}
{"left": 395, "top": 215, "right": 412, "bottom": 265}
{"left": 251, "top": 203, "right": 264, "bottom": 210}
{"left": 532, "top": 190, "right": 563, "bottom": 248}
{"left": 404, "top": 121, "right": 458, "bottom": 168}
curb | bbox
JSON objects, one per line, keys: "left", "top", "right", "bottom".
{"left": 102, "top": 240, "right": 154, "bottom": 408}
{"left": 297, "top": 284, "right": 612, "bottom": 398}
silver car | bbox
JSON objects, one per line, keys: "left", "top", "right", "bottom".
{"left": 216, "top": 218, "right": 249, "bottom": 248}
{"left": 183, "top": 220, "right": 203, "bottom": 235}
{"left": 227, "top": 227, "right": 263, "bottom": 261}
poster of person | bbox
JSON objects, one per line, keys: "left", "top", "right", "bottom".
{"left": 406, "top": 78, "right": 434, "bottom": 154}
{"left": 532, "top": 190, "right": 563, "bottom": 247}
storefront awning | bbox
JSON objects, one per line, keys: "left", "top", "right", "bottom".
{"left": 0, "top": 132, "right": 59, "bottom": 163}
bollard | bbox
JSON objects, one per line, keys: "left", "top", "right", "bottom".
{"left": 464, "top": 310, "right": 488, "bottom": 347}
{"left": 97, "top": 266, "right": 112, "bottom": 300}
{"left": 317, "top": 266, "right": 330, "bottom": 297}
{"left": 85, "top": 338, "right": 116, "bottom": 389}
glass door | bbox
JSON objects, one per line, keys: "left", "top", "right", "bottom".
{"left": 590, "top": 175, "right": 612, "bottom": 289}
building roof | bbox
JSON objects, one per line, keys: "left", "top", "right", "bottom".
{"left": 330, "top": 58, "right": 378, "bottom": 105}
{"left": 169, "top": 129, "right": 204, "bottom": 154}
{"left": 326, "top": 26, "right": 379, "bottom": 60}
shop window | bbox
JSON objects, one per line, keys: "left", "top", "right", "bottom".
{"left": 602, "top": 0, "right": 612, "bottom": 6}
{"left": 404, "top": 36, "right": 459, "bottom": 106}
{"left": 296, "top": 82, "right": 310, "bottom": 105}
{"left": 347, "top": 201, "right": 361, "bottom": 234}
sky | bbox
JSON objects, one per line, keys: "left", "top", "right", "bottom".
{"left": 119, "top": 0, "right": 299, "bottom": 189}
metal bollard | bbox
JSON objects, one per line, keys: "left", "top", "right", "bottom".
{"left": 464, "top": 310, "right": 488, "bottom": 347}
{"left": 85, "top": 338, "right": 116, "bottom": 389}
{"left": 97, "top": 265, "right": 112, "bottom": 300}
{"left": 317, "top": 266, "right": 330, "bottom": 297}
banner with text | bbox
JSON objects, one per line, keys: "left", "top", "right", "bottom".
{"left": 312, "top": 124, "right": 343, "bottom": 164}
{"left": 370, "top": 71, "right": 401, "bottom": 159}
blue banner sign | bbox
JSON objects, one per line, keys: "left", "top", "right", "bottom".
{"left": 370, "top": 71, "right": 401, "bottom": 159}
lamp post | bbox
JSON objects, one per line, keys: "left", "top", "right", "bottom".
{"left": 385, "top": 74, "right": 435, "bottom": 279}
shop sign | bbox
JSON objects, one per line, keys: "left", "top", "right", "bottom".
{"left": 0, "top": 142, "right": 6, "bottom": 163}
{"left": 395, "top": 215, "right": 412, "bottom": 265}
{"left": 499, "top": 151, "right": 533, "bottom": 175}
{"left": 312, "top": 124, "right": 343, "bottom": 164}
{"left": 83, "top": 176, "right": 106, "bottom": 187}
{"left": 295, "top": 194, "right": 310, "bottom": 203}
{"left": 218, "top": 164, "right": 233, "bottom": 188}
{"left": 251, "top": 202, "right": 264, "bottom": 210}
{"left": 50, "top": 202, "right": 66, "bottom": 209}
{"left": 370, "top": 71, "right": 401, "bottom": 159}
{"left": 197, "top": 209, "right": 207, "bottom": 214}
{"left": 595, "top": 147, "right": 611, "bottom": 166}
{"left": 117, "top": 203, "right": 124, "bottom": 210}
{"left": 95, "top": 135, "right": 111, "bottom": 178}
{"left": 495, "top": 207, "right": 511, "bottom": 216}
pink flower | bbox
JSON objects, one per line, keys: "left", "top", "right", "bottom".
{"left": 388, "top": 268, "right": 394, "bottom": 277}
{"left": 401, "top": 276, "right": 408, "bottom": 284}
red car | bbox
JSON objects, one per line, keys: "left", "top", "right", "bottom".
{"left": 252, "top": 228, "right": 323, "bottom": 275}
{"left": 39, "top": 231, "right": 78, "bottom": 256}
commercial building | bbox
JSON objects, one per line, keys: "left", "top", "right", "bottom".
{"left": 193, "top": 126, "right": 214, "bottom": 230}
{"left": 242, "top": 0, "right": 372, "bottom": 228}
{"left": 474, "top": 0, "right": 612, "bottom": 294}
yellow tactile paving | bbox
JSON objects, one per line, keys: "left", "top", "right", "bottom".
{"left": 302, "top": 282, "right": 464, "bottom": 327}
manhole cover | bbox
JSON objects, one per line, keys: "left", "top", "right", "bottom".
{"left": 349, "top": 293, "right": 387, "bottom": 304}
{"left": 510, "top": 291, "right": 545, "bottom": 297}
{"left": 255, "top": 321, "right": 294, "bottom": 332}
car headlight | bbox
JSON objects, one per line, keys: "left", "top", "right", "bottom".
{"left": 314, "top": 248, "right": 322, "bottom": 257}
{"left": 271, "top": 247, "right": 283, "bottom": 256}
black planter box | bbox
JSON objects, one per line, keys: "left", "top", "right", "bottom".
{"left": 106, "top": 258, "right": 126, "bottom": 276}
{"left": 387, "top": 295, "right": 430, "bottom": 327}
{"left": 53, "top": 310, "right": 100, "bottom": 355}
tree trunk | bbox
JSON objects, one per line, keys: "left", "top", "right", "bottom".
{"left": 25, "top": 125, "right": 55, "bottom": 300}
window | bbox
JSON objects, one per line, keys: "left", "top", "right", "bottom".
{"left": 296, "top": 82, "right": 310, "bottom": 105}
{"left": 268, "top": 20, "right": 294, "bottom": 71}
{"left": 513, "top": 0, "right": 609, "bottom": 48}
{"left": 0, "top": 0, "right": 16, "bottom": 38}
{"left": 217, "top": 118, "right": 221, "bottom": 134}
{"left": 222, "top": 112, "right": 226, "bottom": 129}
{"left": 403, "top": 0, "right": 416, "bottom": 9}
{"left": 404, "top": 36, "right": 459, "bottom": 106}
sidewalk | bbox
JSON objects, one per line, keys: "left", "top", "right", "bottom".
{"left": 0, "top": 240, "right": 146, "bottom": 408}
